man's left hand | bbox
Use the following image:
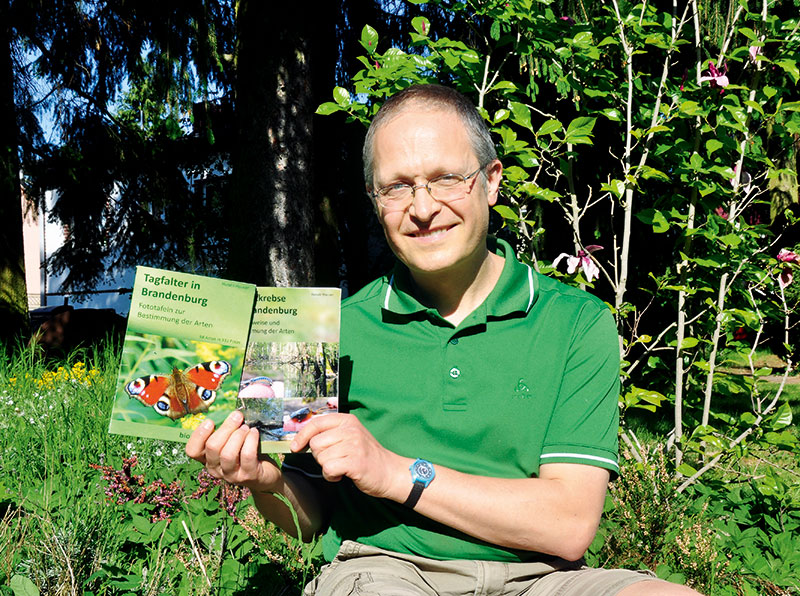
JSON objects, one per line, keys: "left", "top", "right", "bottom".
{"left": 290, "top": 413, "right": 406, "bottom": 501}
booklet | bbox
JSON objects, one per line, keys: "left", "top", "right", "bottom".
{"left": 109, "top": 266, "right": 257, "bottom": 442}
{"left": 239, "top": 287, "right": 341, "bottom": 453}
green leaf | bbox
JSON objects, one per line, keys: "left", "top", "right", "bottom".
{"left": 566, "top": 116, "right": 596, "bottom": 135}
{"left": 333, "top": 86, "right": 351, "bottom": 107}
{"left": 360, "top": 25, "right": 379, "bottom": 54}
{"left": 718, "top": 233, "right": 741, "bottom": 248}
{"left": 315, "top": 102, "right": 340, "bottom": 116}
{"left": 679, "top": 100, "right": 700, "bottom": 115}
{"left": 490, "top": 81, "right": 517, "bottom": 92}
{"left": 775, "top": 59, "right": 800, "bottom": 83}
{"left": 780, "top": 101, "right": 800, "bottom": 112}
{"left": 601, "top": 179, "right": 625, "bottom": 199}
{"left": 10, "top": 575, "right": 39, "bottom": 596}
{"left": 536, "top": 119, "right": 562, "bottom": 136}
{"left": 680, "top": 337, "right": 699, "bottom": 349}
{"left": 744, "top": 100, "right": 764, "bottom": 116}
{"left": 493, "top": 108, "right": 510, "bottom": 123}
{"left": 493, "top": 205, "right": 520, "bottom": 221}
{"left": 490, "top": 20, "right": 501, "bottom": 41}
{"left": 738, "top": 27, "right": 757, "bottom": 40}
{"left": 770, "top": 403, "right": 793, "bottom": 429}
{"left": 637, "top": 165, "right": 670, "bottom": 181}
{"left": 602, "top": 108, "right": 622, "bottom": 121}
{"left": 509, "top": 102, "right": 533, "bottom": 131}
{"left": 636, "top": 208, "right": 669, "bottom": 233}
{"left": 411, "top": 17, "right": 430, "bottom": 36}
{"left": 706, "top": 139, "right": 723, "bottom": 155}
{"left": 677, "top": 463, "right": 697, "bottom": 476}
{"left": 573, "top": 31, "right": 594, "bottom": 45}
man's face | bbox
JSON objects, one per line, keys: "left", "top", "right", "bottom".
{"left": 370, "top": 106, "right": 502, "bottom": 281}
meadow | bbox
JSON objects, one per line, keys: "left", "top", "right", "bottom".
{"left": 1, "top": 342, "right": 798, "bottom": 595}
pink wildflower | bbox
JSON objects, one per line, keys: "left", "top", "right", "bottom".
{"left": 748, "top": 46, "right": 761, "bottom": 64}
{"left": 714, "top": 206, "right": 729, "bottom": 220}
{"left": 559, "top": 16, "right": 576, "bottom": 25}
{"left": 699, "top": 61, "right": 729, "bottom": 91}
{"left": 777, "top": 249, "right": 800, "bottom": 290}
{"left": 553, "top": 245, "right": 603, "bottom": 282}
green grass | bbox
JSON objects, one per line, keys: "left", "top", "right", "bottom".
{"left": 0, "top": 342, "right": 319, "bottom": 595}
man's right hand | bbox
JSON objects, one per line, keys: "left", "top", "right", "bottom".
{"left": 185, "top": 409, "right": 281, "bottom": 491}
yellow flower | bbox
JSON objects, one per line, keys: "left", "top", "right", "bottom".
{"left": 192, "top": 342, "right": 222, "bottom": 363}
{"left": 181, "top": 413, "right": 207, "bottom": 430}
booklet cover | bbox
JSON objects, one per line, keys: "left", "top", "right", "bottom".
{"left": 239, "top": 287, "right": 341, "bottom": 453}
{"left": 109, "top": 266, "right": 257, "bottom": 443}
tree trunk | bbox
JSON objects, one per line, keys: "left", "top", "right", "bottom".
{"left": 227, "top": 0, "right": 317, "bottom": 287}
{"left": 0, "top": 2, "right": 28, "bottom": 347}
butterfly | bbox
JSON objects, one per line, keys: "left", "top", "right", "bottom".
{"left": 125, "top": 360, "right": 231, "bottom": 420}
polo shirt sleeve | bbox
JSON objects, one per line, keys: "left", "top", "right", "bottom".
{"left": 539, "top": 303, "right": 620, "bottom": 477}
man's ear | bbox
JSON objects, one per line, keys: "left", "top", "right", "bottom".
{"left": 485, "top": 159, "right": 503, "bottom": 207}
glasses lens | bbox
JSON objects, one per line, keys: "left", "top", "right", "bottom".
{"left": 379, "top": 184, "right": 412, "bottom": 205}
{"left": 429, "top": 174, "right": 466, "bottom": 201}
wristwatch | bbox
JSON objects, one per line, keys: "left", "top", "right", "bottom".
{"left": 403, "top": 458, "right": 435, "bottom": 508}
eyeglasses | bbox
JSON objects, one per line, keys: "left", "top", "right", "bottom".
{"left": 371, "top": 165, "right": 485, "bottom": 212}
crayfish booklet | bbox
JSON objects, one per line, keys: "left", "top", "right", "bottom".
{"left": 240, "top": 287, "right": 341, "bottom": 453}
{"left": 109, "top": 266, "right": 341, "bottom": 450}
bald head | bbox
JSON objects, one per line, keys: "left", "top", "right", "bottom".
{"left": 362, "top": 84, "right": 497, "bottom": 190}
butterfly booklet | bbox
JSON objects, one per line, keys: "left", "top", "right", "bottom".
{"left": 109, "top": 266, "right": 257, "bottom": 443}
{"left": 239, "top": 287, "right": 341, "bottom": 453}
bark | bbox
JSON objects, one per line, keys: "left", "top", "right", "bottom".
{"left": 227, "top": 0, "right": 317, "bottom": 287}
{"left": 0, "top": 1, "right": 28, "bottom": 346}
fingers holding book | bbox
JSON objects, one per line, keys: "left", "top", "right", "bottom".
{"left": 186, "top": 410, "right": 281, "bottom": 490}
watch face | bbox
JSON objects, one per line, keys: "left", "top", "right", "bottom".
{"left": 413, "top": 459, "right": 435, "bottom": 484}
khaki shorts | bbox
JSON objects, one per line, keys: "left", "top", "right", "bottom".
{"left": 304, "top": 540, "right": 661, "bottom": 596}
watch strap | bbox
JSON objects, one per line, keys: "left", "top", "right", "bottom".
{"left": 403, "top": 480, "right": 425, "bottom": 508}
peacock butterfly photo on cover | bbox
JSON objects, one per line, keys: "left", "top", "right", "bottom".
{"left": 112, "top": 332, "right": 245, "bottom": 431}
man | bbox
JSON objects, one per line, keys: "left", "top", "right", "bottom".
{"left": 187, "top": 84, "right": 701, "bottom": 595}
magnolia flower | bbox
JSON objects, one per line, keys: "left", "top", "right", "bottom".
{"left": 699, "top": 61, "right": 729, "bottom": 89}
{"left": 748, "top": 46, "right": 761, "bottom": 64}
{"left": 553, "top": 245, "right": 603, "bottom": 282}
{"left": 777, "top": 249, "right": 800, "bottom": 290}
{"left": 730, "top": 165, "right": 752, "bottom": 194}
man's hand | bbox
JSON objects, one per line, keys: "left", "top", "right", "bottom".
{"left": 291, "top": 413, "right": 406, "bottom": 501}
{"left": 186, "top": 410, "right": 280, "bottom": 491}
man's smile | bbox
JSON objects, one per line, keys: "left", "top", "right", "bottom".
{"left": 410, "top": 225, "right": 455, "bottom": 239}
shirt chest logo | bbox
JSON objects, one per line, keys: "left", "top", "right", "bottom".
{"left": 513, "top": 378, "right": 531, "bottom": 398}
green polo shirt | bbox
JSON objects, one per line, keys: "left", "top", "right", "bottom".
{"left": 284, "top": 237, "right": 620, "bottom": 562}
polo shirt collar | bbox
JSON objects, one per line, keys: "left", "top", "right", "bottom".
{"left": 381, "top": 237, "right": 538, "bottom": 319}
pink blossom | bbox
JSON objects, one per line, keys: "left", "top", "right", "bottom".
{"left": 714, "top": 206, "right": 729, "bottom": 219}
{"left": 560, "top": 16, "right": 576, "bottom": 25}
{"left": 699, "top": 61, "right": 729, "bottom": 90}
{"left": 553, "top": 245, "right": 603, "bottom": 282}
{"left": 748, "top": 46, "right": 761, "bottom": 64}
{"left": 777, "top": 249, "right": 800, "bottom": 290}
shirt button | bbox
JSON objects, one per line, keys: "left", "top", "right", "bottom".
{"left": 449, "top": 338, "right": 459, "bottom": 345}
{"left": 449, "top": 367, "right": 461, "bottom": 379}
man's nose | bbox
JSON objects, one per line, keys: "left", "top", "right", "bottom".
{"left": 408, "top": 185, "right": 441, "bottom": 220}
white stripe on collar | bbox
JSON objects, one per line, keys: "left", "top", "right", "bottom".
{"left": 526, "top": 265, "right": 535, "bottom": 312}
{"left": 383, "top": 274, "right": 395, "bottom": 310}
